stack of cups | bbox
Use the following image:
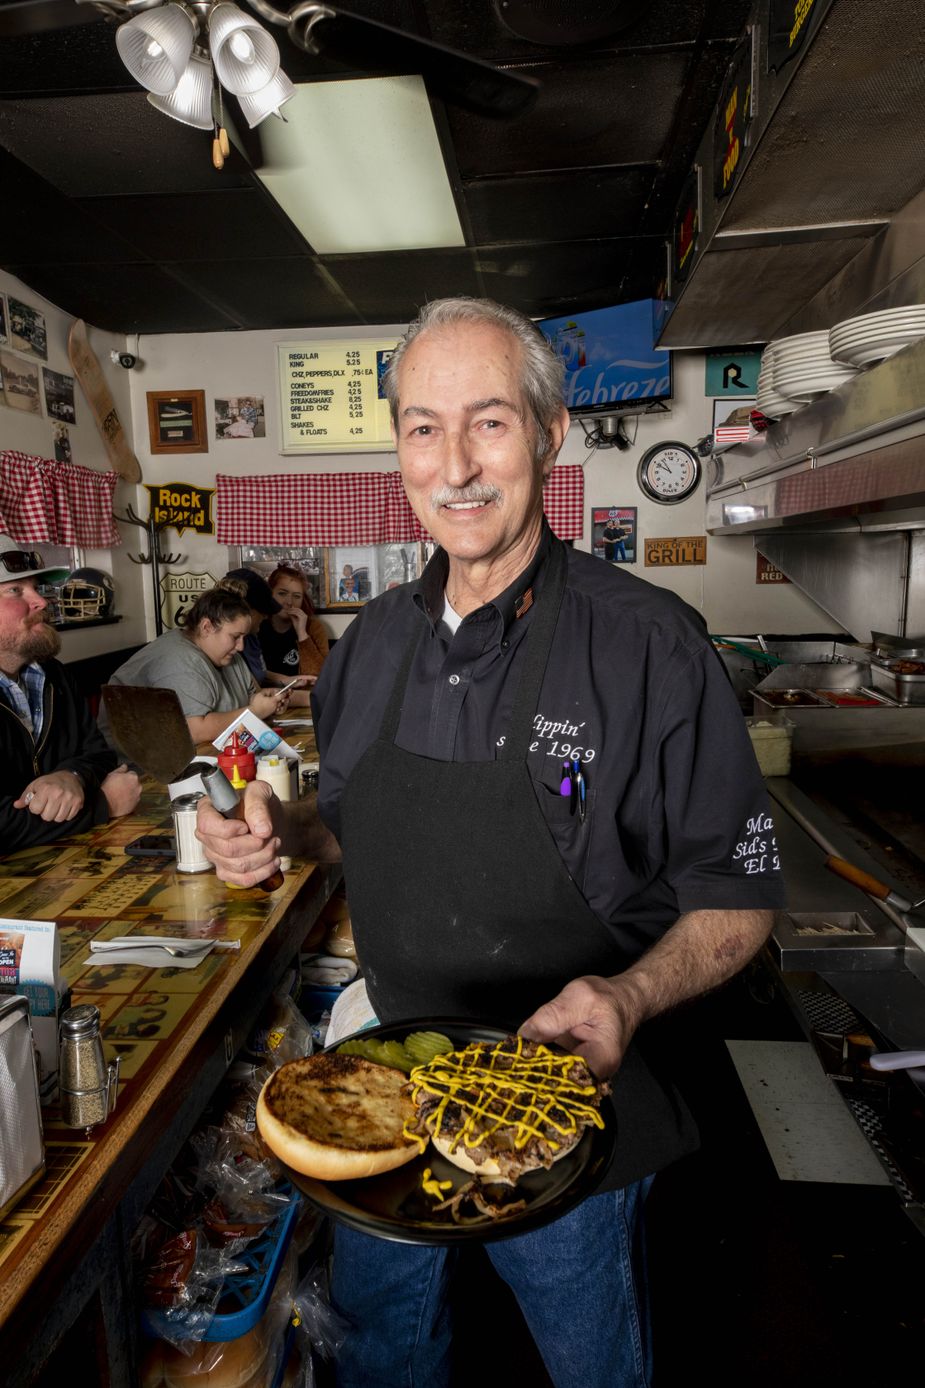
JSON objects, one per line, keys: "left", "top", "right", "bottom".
{"left": 255, "top": 754, "right": 293, "bottom": 870}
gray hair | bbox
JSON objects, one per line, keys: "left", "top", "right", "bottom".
{"left": 383, "top": 297, "right": 565, "bottom": 463}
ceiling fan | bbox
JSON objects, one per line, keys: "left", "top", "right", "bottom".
{"left": 0, "top": 0, "right": 540, "bottom": 122}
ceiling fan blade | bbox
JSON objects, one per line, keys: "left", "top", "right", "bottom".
{"left": 292, "top": 8, "right": 539, "bottom": 119}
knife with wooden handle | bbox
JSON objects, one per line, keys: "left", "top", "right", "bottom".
{"left": 824, "top": 856, "right": 923, "bottom": 915}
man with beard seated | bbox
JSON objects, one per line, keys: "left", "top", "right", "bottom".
{"left": 0, "top": 538, "right": 141, "bottom": 852}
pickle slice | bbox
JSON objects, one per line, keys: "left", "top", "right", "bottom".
{"left": 404, "top": 1031, "right": 453, "bottom": 1065}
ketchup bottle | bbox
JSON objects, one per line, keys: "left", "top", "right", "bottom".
{"left": 217, "top": 730, "right": 256, "bottom": 784}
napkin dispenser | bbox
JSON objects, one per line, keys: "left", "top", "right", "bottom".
{"left": 0, "top": 995, "right": 45, "bottom": 1218}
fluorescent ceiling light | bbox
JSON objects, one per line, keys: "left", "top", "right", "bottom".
{"left": 255, "top": 76, "right": 465, "bottom": 254}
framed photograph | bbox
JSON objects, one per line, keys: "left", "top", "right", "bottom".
{"left": 0, "top": 294, "right": 7, "bottom": 346}
{"left": 147, "top": 390, "right": 208, "bottom": 454}
{"left": 324, "top": 546, "right": 378, "bottom": 609}
{"left": 8, "top": 296, "right": 47, "bottom": 360}
{"left": 235, "top": 543, "right": 429, "bottom": 613}
{"left": 215, "top": 395, "right": 266, "bottom": 440}
{"left": 53, "top": 422, "right": 73, "bottom": 464}
{"left": 592, "top": 506, "right": 637, "bottom": 564}
{"left": 1, "top": 350, "right": 42, "bottom": 415}
{"left": 43, "top": 368, "right": 77, "bottom": 424}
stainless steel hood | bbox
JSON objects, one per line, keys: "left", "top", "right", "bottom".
{"left": 706, "top": 336, "right": 925, "bottom": 534}
{"left": 660, "top": 0, "right": 925, "bottom": 349}
{"left": 705, "top": 337, "right": 925, "bottom": 639}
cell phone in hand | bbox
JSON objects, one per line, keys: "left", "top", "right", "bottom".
{"left": 125, "top": 834, "right": 176, "bottom": 858}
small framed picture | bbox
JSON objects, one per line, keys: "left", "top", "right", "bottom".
{"left": 592, "top": 506, "right": 637, "bottom": 564}
{"left": 43, "top": 368, "right": 77, "bottom": 424}
{"left": 324, "top": 545, "right": 378, "bottom": 609}
{"left": 0, "top": 294, "right": 8, "bottom": 346}
{"left": 215, "top": 395, "right": 266, "bottom": 440}
{"left": 147, "top": 390, "right": 208, "bottom": 454}
{"left": 8, "top": 296, "right": 47, "bottom": 360}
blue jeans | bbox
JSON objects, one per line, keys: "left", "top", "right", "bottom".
{"left": 330, "top": 1180, "right": 653, "bottom": 1388}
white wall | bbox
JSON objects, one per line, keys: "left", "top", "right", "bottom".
{"left": 129, "top": 321, "right": 837, "bottom": 638}
{"left": 1, "top": 273, "right": 837, "bottom": 655}
{"left": 0, "top": 268, "right": 149, "bottom": 660}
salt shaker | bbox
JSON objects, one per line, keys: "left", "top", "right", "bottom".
{"left": 59, "top": 1004, "right": 120, "bottom": 1135}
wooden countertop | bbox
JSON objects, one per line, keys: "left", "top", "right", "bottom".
{"left": 0, "top": 760, "right": 339, "bottom": 1376}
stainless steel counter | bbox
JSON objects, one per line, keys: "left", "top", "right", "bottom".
{"left": 764, "top": 773, "right": 925, "bottom": 1231}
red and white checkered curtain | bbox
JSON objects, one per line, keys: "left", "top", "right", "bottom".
{"left": 0, "top": 451, "right": 120, "bottom": 547}
{"left": 217, "top": 466, "right": 584, "bottom": 546}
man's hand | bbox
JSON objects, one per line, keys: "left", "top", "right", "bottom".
{"left": 521, "top": 909, "right": 775, "bottom": 1081}
{"left": 101, "top": 765, "right": 142, "bottom": 818}
{"left": 520, "top": 976, "right": 641, "bottom": 1080}
{"left": 14, "top": 770, "right": 85, "bottom": 823}
{"left": 196, "top": 780, "right": 285, "bottom": 887}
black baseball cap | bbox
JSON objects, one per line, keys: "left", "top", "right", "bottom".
{"left": 223, "top": 567, "right": 281, "bottom": 616}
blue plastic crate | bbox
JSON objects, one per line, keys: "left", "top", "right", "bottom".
{"left": 143, "top": 1184, "right": 299, "bottom": 1343}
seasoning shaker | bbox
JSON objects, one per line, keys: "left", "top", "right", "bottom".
{"left": 58, "top": 1004, "right": 120, "bottom": 1135}
{"left": 172, "top": 791, "right": 211, "bottom": 873}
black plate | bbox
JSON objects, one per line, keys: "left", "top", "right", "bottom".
{"left": 281, "top": 1018, "right": 616, "bottom": 1245}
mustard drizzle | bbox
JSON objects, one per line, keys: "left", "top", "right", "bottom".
{"left": 403, "top": 1035, "right": 604, "bottom": 1154}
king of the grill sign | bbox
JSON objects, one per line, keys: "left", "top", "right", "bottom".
{"left": 144, "top": 482, "right": 215, "bottom": 536}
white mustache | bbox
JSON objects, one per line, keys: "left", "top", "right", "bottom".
{"left": 431, "top": 484, "right": 502, "bottom": 509}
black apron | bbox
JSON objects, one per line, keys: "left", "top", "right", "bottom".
{"left": 338, "top": 538, "right": 697, "bottom": 1188}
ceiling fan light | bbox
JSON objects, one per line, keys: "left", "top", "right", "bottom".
{"left": 147, "top": 54, "right": 214, "bottom": 130}
{"left": 209, "top": 3, "right": 279, "bottom": 95}
{"left": 236, "top": 70, "right": 295, "bottom": 129}
{"left": 115, "top": 4, "right": 197, "bottom": 96}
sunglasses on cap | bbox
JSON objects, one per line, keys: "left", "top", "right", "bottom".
{"left": 0, "top": 549, "right": 43, "bottom": 575}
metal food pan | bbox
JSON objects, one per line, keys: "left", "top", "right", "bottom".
{"left": 753, "top": 688, "right": 833, "bottom": 709}
{"left": 871, "top": 631, "right": 925, "bottom": 659}
{"left": 771, "top": 912, "right": 905, "bottom": 972}
{"left": 869, "top": 663, "right": 925, "bottom": 706}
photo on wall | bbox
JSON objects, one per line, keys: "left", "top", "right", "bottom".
{"left": 215, "top": 396, "right": 265, "bottom": 440}
{"left": 43, "top": 368, "right": 77, "bottom": 424}
{"left": 592, "top": 506, "right": 637, "bottom": 564}
{"left": 53, "top": 422, "right": 73, "bottom": 464}
{"left": 0, "top": 294, "right": 7, "bottom": 346}
{"left": 0, "top": 350, "right": 42, "bottom": 414}
{"left": 324, "top": 546, "right": 377, "bottom": 608}
{"left": 7, "top": 297, "right": 47, "bottom": 361}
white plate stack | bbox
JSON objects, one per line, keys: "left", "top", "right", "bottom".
{"left": 770, "top": 330, "right": 858, "bottom": 403}
{"left": 829, "top": 305, "right": 925, "bottom": 368}
{"left": 755, "top": 344, "right": 802, "bottom": 419}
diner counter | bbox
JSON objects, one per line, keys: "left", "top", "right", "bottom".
{"left": 0, "top": 764, "right": 340, "bottom": 1386}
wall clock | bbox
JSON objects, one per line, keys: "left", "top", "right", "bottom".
{"left": 636, "top": 441, "right": 702, "bottom": 504}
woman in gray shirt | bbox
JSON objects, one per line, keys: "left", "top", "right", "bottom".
{"left": 105, "top": 582, "right": 291, "bottom": 744}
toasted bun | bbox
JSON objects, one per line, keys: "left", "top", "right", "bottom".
{"left": 256, "top": 1053, "right": 419, "bottom": 1180}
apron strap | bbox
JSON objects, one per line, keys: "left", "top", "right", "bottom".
{"left": 378, "top": 618, "right": 423, "bottom": 742}
{"left": 378, "top": 536, "right": 570, "bottom": 755}
{"left": 499, "top": 536, "right": 568, "bottom": 761}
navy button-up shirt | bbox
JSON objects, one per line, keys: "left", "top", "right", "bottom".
{"left": 313, "top": 525, "right": 784, "bottom": 962}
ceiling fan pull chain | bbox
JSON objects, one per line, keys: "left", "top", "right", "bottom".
{"left": 210, "top": 63, "right": 226, "bottom": 169}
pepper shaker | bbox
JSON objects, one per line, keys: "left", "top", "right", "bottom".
{"left": 59, "top": 1004, "right": 120, "bottom": 1135}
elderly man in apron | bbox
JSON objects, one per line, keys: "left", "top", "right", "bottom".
{"left": 198, "top": 298, "right": 784, "bottom": 1387}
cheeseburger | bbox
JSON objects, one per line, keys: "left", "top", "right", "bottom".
{"left": 404, "top": 1034, "right": 609, "bottom": 1183}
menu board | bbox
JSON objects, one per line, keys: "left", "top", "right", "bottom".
{"left": 278, "top": 339, "right": 397, "bottom": 454}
